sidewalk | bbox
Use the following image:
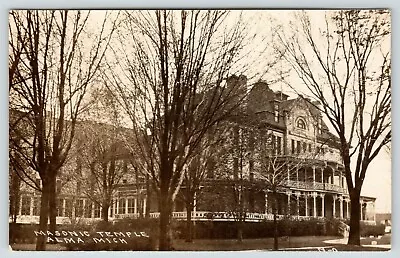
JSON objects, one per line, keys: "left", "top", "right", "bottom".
{"left": 323, "top": 237, "right": 391, "bottom": 249}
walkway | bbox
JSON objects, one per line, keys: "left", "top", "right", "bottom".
{"left": 323, "top": 237, "right": 391, "bottom": 249}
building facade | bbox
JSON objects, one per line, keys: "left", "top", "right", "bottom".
{"left": 9, "top": 76, "right": 376, "bottom": 225}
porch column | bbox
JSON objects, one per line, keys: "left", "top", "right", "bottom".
{"left": 346, "top": 199, "right": 350, "bottom": 219}
{"left": 312, "top": 166, "right": 316, "bottom": 186}
{"left": 287, "top": 191, "right": 291, "bottom": 215}
{"left": 321, "top": 168, "right": 324, "bottom": 184}
{"left": 29, "top": 196, "right": 34, "bottom": 216}
{"left": 143, "top": 196, "right": 145, "bottom": 217}
{"left": 296, "top": 193, "right": 300, "bottom": 217}
{"left": 321, "top": 194, "right": 325, "bottom": 217}
{"left": 313, "top": 193, "right": 317, "bottom": 217}
{"left": 134, "top": 198, "right": 137, "bottom": 214}
{"left": 333, "top": 195, "right": 337, "bottom": 218}
{"left": 305, "top": 194, "right": 308, "bottom": 217}
{"left": 360, "top": 200, "right": 364, "bottom": 221}
{"left": 339, "top": 196, "right": 343, "bottom": 219}
{"left": 83, "top": 199, "right": 86, "bottom": 218}
{"left": 125, "top": 198, "right": 129, "bottom": 214}
{"left": 264, "top": 191, "right": 268, "bottom": 214}
{"left": 111, "top": 199, "right": 115, "bottom": 218}
{"left": 373, "top": 203, "right": 376, "bottom": 222}
{"left": 116, "top": 198, "right": 119, "bottom": 215}
{"left": 91, "top": 201, "right": 95, "bottom": 218}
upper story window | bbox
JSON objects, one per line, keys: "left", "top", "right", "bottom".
{"left": 296, "top": 118, "right": 306, "bottom": 129}
{"left": 318, "top": 117, "right": 322, "bottom": 134}
{"left": 274, "top": 104, "right": 279, "bottom": 122}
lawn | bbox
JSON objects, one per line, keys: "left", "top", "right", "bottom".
{"left": 360, "top": 234, "right": 391, "bottom": 245}
{"left": 11, "top": 235, "right": 390, "bottom": 251}
{"left": 173, "top": 236, "right": 341, "bottom": 251}
{"left": 173, "top": 235, "right": 390, "bottom": 251}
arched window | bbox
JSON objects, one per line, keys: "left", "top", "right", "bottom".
{"left": 297, "top": 118, "right": 306, "bottom": 129}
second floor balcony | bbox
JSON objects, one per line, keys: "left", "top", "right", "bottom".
{"left": 285, "top": 180, "right": 348, "bottom": 194}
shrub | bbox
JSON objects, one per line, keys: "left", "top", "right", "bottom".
{"left": 9, "top": 223, "right": 38, "bottom": 244}
{"left": 174, "top": 218, "right": 327, "bottom": 239}
{"left": 360, "top": 223, "right": 385, "bottom": 237}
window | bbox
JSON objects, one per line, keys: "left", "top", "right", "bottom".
{"left": 94, "top": 202, "right": 101, "bottom": 218}
{"left": 118, "top": 198, "right": 126, "bottom": 214}
{"left": 32, "top": 197, "right": 40, "bottom": 216}
{"left": 21, "top": 196, "right": 31, "bottom": 215}
{"left": 274, "top": 104, "right": 279, "bottom": 122}
{"left": 127, "top": 198, "right": 135, "bottom": 214}
{"left": 65, "top": 199, "right": 73, "bottom": 217}
{"left": 297, "top": 141, "right": 301, "bottom": 154}
{"left": 57, "top": 199, "right": 64, "bottom": 217}
{"left": 277, "top": 137, "right": 282, "bottom": 155}
{"left": 75, "top": 199, "right": 84, "bottom": 217}
{"left": 308, "top": 143, "right": 312, "bottom": 153}
{"left": 303, "top": 142, "right": 307, "bottom": 153}
{"left": 84, "top": 201, "right": 92, "bottom": 218}
{"left": 297, "top": 118, "right": 306, "bottom": 129}
{"left": 271, "top": 135, "right": 276, "bottom": 154}
{"left": 318, "top": 118, "right": 322, "bottom": 134}
{"left": 122, "top": 179, "right": 127, "bottom": 184}
{"left": 291, "top": 139, "right": 295, "bottom": 154}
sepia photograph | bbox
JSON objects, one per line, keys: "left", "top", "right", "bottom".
{"left": 8, "top": 9, "right": 391, "bottom": 251}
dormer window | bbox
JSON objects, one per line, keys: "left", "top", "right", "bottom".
{"left": 274, "top": 104, "right": 279, "bottom": 122}
{"left": 296, "top": 118, "right": 306, "bottom": 129}
{"left": 318, "top": 117, "right": 322, "bottom": 134}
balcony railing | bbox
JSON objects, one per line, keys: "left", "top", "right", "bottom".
{"left": 285, "top": 180, "right": 348, "bottom": 194}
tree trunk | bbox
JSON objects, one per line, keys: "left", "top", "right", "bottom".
{"left": 273, "top": 192, "right": 278, "bottom": 250}
{"left": 48, "top": 174, "right": 57, "bottom": 234}
{"left": 145, "top": 174, "right": 151, "bottom": 218}
{"left": 101, "top": 203, "right": 109, "bottom": 222}
{"left": 159, "top": 192, "right": 173, "bottom": 250}
{"left": 36, "top": 180, "right": 50, "bottom": 251}
{"left": 10, "top": 170, "right": 21, "bottom": 224}
{"left": 237, "top": 218, "right": 243, "bottom": 242}
{"left": 185, "top": 200, "right": 193, "bottom": 242}
{"left": 347, "top": 189, "right": 361, "bottom": 245}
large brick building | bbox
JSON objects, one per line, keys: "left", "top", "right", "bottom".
{"left": 9, "top": 76, "right": 376, "bottom": 225}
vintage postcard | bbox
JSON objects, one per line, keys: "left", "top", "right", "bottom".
{"left": 8, "top": 9, "right": 391, "bottom": 251}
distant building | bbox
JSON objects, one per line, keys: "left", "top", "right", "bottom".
{"left": 9, "top": 76, "right": 376, "bottom": 225}
{"left": 376, "top": 213, "right": 391, "bottom": 226}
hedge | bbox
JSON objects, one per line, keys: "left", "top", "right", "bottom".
{"left": 360, "top": 223, "right": 385, "bottom": 237}
{"left": 174, "top": 218, "right": 327, "bottom": 239}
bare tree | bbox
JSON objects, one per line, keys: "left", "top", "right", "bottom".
{"left": 8, "top": 10, "right": 117, "bottom": 250}
{"left": 77, "top": 122, "right": 131, "bottom": 222}
{"left": 103, "top": 10, "right": 281, "bottom": 250}
{"left": 178, "top": 126, "right": 226, "bottom": 242}
{"left": 275, "top": 10, "right": 391, "bottom": 245}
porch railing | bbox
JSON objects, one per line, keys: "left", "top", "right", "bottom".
{"left": 285, "top": 180, "right": 348, "bottom": 194}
